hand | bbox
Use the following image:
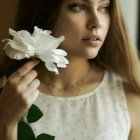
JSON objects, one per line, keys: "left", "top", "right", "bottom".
{"left": 0, "top": 60, "right": 40, "bottom": 126}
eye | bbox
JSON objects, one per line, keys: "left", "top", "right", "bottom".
{"left": 68, "top": 3, "right": 87, "bottom": 12}
{"left": 99, "top": 4, "right": 110, "bottom": 13}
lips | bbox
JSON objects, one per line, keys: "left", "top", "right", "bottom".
{"left": 82, "top": 35, "right": 101, "bottom": 47}
{"left": 82, "top": 35, "right": 101, "bottom": 41}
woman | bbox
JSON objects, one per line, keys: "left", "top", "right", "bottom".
{"left": 0, "top": 0, "right": 140, "bottom": 139}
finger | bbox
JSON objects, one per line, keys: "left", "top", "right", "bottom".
{"left": 19, "top": 70, "right": 38, "bottom": 87}
{"left": 25, "top": 79, "right": 40, "bottom": 95}
{"left": 10, "top": 60, "right": 40, "bottom": 79}
{"left": 30, "top": 89, "right": 40, "bottom": 102}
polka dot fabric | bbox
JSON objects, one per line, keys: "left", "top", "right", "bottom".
{"left": 26, "top": 71, "right": 130, "bottom": 140}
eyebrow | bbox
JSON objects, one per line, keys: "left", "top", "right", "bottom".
{"left": 80, "top": 0, "right": 110, "bottom": 3}
{"left": 99, "top": 0, "right": 110, "bottom": 2}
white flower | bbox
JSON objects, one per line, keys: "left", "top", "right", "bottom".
{"left": 3, "top": 26, "right": 69, "bottom": 74}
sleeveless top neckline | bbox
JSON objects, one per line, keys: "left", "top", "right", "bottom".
{"left": 39, "top": 70, "right": 107, "bottom": 101}
{"left": 25, "top": 71, "right": 131, "bottom": 140}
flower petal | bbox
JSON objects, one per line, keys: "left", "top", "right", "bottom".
{"left": 38, "top": 52, "right": 53, "bottom": 62}
{"left": 8, "top": 28, "right": 36, "bottom": 52}
{"left": 33, "top": 26, "right": 52, "bottom": 36}
{"left": 35, "top": 35, "right": 64, "bottom": 52}
{"left": 57, "top": 64, "right": 67, "bottom": 68}
{"left": 39, "top": 52, "right": 69, "bottom": 65}
{"left": 51, "top": 49, "right": 67, "bottom": 56}
{"left": 9, "top": 28, "right": 18, "bottom": 37}
{"left": 4, "top": 44, "right": 32, "bottom": 60}
{"left": 3, "top": 26, "right": 68, "bottom": 74}
{"left": 51, "top": 54, "right": 69, "bottom": 64}
{"left": 45, "top": 62, "right": 59, "bottom": 75}
{"left": 3, "top": 39, "right": 35, "bottom": 54}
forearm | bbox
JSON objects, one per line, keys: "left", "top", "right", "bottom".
{"left": 0, "top": 123, "right": 17, "bottom": 140}
{"left": 0, "top": 101, "right": 17, "bottom": 140}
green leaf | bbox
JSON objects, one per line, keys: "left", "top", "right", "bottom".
{"left": 27, "top": 104, "right": 43, "bottom": 123}
{"left": 18, "top": 120, "right": 35, "bottom": 140}
{"left": 36, "top": 133, "right": 55, "bottom": 140}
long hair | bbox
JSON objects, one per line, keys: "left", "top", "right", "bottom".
{"left": 94, "top": 0, "right": 140, "bottom": 93}
{"left": 0, "top": 0, "right": 140, "bottom": 93}
{"left": 15, "top": 0, "right": 63, "bottom": 32}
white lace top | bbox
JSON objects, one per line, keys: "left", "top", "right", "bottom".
{"left": 25, "top": 71, "right": 131, "bottom": 140}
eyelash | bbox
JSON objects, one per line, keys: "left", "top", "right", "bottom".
{"left": 68, "top": 3, "right": 110, "bottom": 13}
{"left": 68, "top": 3, "right": 88, "bottom": 12}
{"left": 99, "top": 4, "right": 110, "bottom": 12}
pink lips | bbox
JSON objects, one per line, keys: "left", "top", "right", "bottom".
{"left": 82, "top": 35, "right": 101, "bottom": 47}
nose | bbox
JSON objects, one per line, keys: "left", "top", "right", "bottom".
{"left": 86, "top": 11, "right": 101, "bottom": 30}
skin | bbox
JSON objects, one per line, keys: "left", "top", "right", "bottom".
{"left": 0, "top": 60, "right": 40, "bottom": 139}
{"left": 0, "top": 0, "right": 110, "bottom": 138}
{"left": 0, "top": 0, "right": 139, "bottom": 139}
{"left": 52, "top": 0, "right": 110, "bottom": 59}
{"left": 39, "top": 0, "right": 110, "bottom": 94}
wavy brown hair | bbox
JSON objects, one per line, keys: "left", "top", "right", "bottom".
{"left": 0, "top": 0, "right": 140, "bottom": 92}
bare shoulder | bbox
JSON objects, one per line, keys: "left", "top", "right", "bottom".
{"left": 123, "top": 82, "right": 140, "bottom": 140}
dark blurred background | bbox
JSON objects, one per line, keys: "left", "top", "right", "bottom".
{"left": 0, "top": 0, "right": 19, "bottom": 66}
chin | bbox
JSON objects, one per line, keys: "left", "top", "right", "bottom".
{"left": 87, "top": 55, "right": 97, "bottom": 59}
{"left": 76, "top": 52, "right": 98, "bottom": 60}
{"left": 86, "top": 50, "right": 99, "bottom": 59}
{"left": 68, "top": 49, "right": 99, "bottom": 59}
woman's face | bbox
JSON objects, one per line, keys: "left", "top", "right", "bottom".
{"left": 52, "top": 0, "right": 110, "bottom": 59}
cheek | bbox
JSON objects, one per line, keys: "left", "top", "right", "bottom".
{"left": 53, "top": 14, "right": 85, "bottom": 38}
{"left": 102, "top": 16, "right": 110, "bottom": 31}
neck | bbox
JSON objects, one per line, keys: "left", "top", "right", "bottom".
{"left": 37, "top": 56, "right": 90, "bottom": 89}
